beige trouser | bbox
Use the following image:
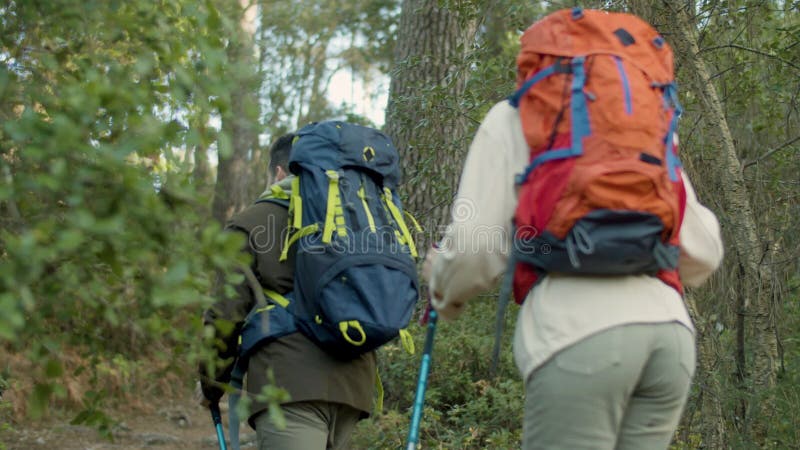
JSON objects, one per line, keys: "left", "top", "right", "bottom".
{"left": 253, "top": 401, "right": 362, "bottom": 450}
{"left": 523, "top": 322, "right": 695, "bottom": 450}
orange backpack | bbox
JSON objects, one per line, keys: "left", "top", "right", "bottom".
{"left": 507, "top": 8, "right": 687, "bottom": 302}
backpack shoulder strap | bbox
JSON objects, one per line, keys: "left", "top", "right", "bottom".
{"left": 255, "top": 181, "right": 291, "bottom": 208}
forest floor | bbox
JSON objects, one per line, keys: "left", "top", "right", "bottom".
{"left": 0, "top": 392, "right": 258, "bottom": 450}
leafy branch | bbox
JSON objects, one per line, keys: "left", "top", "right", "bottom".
{"left": 742, "top": 135, "right": 800, "bottom": 170}
{"left": 698, "top": 44, "right": 800, "bottom": 73}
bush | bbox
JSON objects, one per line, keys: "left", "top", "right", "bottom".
{"left": 352, "top": 297, "right": 524, "bottom": 449}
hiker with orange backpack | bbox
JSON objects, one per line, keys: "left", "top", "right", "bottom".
{"left": 423, "top": 8, "right": 723, "bottom": 450}
{"left": 198, "top": 122, "right": 420, "bottom": 450}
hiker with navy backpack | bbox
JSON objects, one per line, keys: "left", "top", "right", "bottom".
{"left": 197, "top": 133, "right": 375, "bottom": 450}
{"left": 198, "top": 123, "right": 419, "bottom": 450}
{"left": 423, "top": 9, "right": 723, "bottom": 450}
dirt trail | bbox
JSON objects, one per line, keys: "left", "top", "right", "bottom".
{"left": 1, "top": 394, "right": 258, "bottom": 450}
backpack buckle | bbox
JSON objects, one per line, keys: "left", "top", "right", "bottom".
{"left": 553, "top": 57, "right": 573, "bottom": 74}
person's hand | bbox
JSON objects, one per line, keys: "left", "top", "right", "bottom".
{"left": 195, "top": 379, "right": 224, "bottom": 408}
{"left": 420, "top": 245, "right": 442, "bottom": 325}
{"left": 421, "top": 246, "right": 438, "bottom": 284}
{"left": 194, "top": 380, "right": 211, "bottom": 408}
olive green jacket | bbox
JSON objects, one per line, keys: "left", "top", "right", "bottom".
{"left": 200, "top": 177, "right": 376, "bottom": 427}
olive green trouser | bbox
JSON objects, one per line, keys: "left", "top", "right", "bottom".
{"left": 253, "top": 401, "right": 362, "bottom": 450}
{"left": 523, "top": 322, "right": 695, "bottom": 450}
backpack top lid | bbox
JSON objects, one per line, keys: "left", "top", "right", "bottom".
{"left": 518, "top": 8, "right": 674, "bottom": 85}
{"left": 289, "top": 120, "right": 401, "bottom": 189}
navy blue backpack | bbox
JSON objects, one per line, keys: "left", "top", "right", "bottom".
{"left": 275, "top": 120, "right": 420, "bottom": 360}
{"left": 227, "top": 123, "right": 419, "bottom": 448}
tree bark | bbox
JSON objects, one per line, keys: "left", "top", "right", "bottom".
{"left": 211, "top": 0, "right": 260, "bottom": 223}
{"left": 383, "top": 0, "right": 478, "bottom": 246}
{"left": 629, "top": 1, "right": 779, "bottom": 444}
{"left": 685, "top": 293, "right": 729, "bottom": 449}
{"left": 192, "top": 116, "right": 214, "bottom": 194}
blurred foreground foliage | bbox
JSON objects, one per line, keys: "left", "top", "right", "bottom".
{"left": 0, "top": 0, "right": 247, "bottom": 423}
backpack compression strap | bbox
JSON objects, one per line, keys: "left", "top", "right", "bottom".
{"left": 511, "top": 56, "right": 590, "bottom": 185}
{"left": 279, "top": 171, "right": 350, "bottom": 260}
{"left": 280, "top": 176, "right": 318, "bottom": 261}
{"left": 357, "top": 178, "right": 378, "bottom": 232}
{"left": 381, "top": 187, "right": 419, "bottom": 257}
{"left": 323, "top": 170, "right": 347, "bottom": 243}
{"left": 654, "top": 81, "right": 683, "bottom": 182}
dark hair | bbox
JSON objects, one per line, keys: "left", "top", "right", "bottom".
{"left": 268, "top": 133, "right": 294, "bottom": 178}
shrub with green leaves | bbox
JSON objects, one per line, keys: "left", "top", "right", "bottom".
{"left": 0, "top": 0, "right": 249, "bottom": 419}
{"left": 352, "top": 297, "right": 523, "bottom": 449}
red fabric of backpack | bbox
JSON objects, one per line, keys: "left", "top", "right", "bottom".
{"left": 508, "top": 8, "right": 687, "bottom": 303}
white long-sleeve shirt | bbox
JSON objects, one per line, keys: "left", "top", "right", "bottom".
{"left": 428, "top": 101, "right": 724, "bottom": 382}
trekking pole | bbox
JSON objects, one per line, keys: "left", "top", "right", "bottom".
{"left": 210, "top": 404, "right": 228, "bottom": 450}
{"left": 406, "top": 308, "right": 438, "bottom": 450}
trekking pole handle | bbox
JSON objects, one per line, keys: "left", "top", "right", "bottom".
{"left": 406, "top": 309, "right": 438, "bottom": 450}
{"left": 210, "top": 404, "right": 228, "bottom": 450}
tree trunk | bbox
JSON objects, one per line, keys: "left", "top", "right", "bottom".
{"left": 211, "top": 0, "right": 260, "bottom": 223}
{"left": 383, "top": 0, "right": 478, "bottom": 245}
{"left": 192, "top": 116, "right": 214, "bottom": 196}
{"left": 629, "top": 1, "right": 779, "bottom": 445}
{"left": 193, "top": 144, "right": 212, "bottom": 189}
{"left": 248, "top": 144, "right": 269, "bottom": 200}
{"left": 685, "top": 293, "right": 729, "bottom": 449}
